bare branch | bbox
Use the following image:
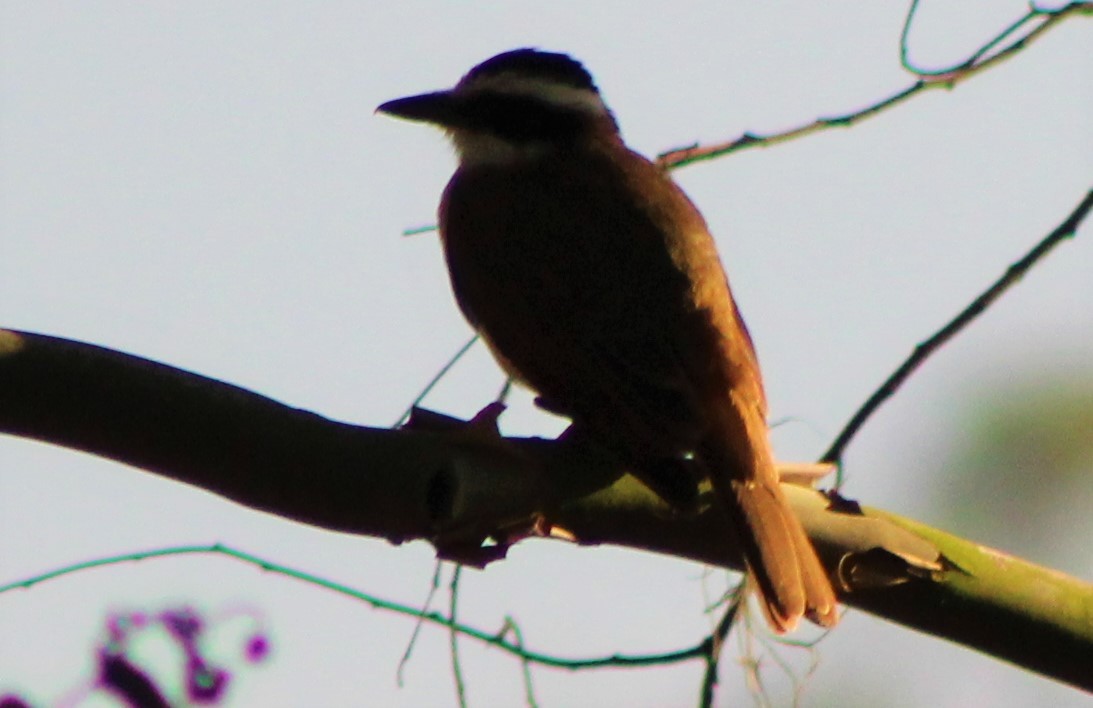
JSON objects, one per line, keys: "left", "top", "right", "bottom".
{"left": 821, "top": 188, "right": 1093, "bottom": 466}
{"left": 449, "top": 565, "right": 468, "bottom": 708}
{"left": 393, "top": 335, "right": 479, "bottom": 427}
{"left": 657, "top": 3, "right": 1092, "bottom": 169}
{"left": 698, "top": 591, "right": 742, "bottom": 708}
{"left": 2, "top": 328, "right": 1091, "bottom": 688}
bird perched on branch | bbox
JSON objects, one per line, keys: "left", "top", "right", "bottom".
{"left": 378, "top": 49, "right": 837, "bottom": 632}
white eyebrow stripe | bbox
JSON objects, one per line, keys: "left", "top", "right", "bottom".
{"left": 461, "top": 74, "right": 609, "bottom": 115}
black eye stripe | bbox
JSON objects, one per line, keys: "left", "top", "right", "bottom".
{"left": 460, "top": 92, "right": 592, "bottom": 142}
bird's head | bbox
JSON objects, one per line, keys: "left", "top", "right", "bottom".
{"left": 377, "top": 49, "right": 620, "bottom": 165}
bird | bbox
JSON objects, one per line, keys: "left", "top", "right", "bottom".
{"left": 378, "top": 48, "right": 838, "bottom": 632}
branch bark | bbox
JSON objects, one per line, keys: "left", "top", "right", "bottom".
{"left": 1, "top": 328, "right": 1090, "bottom": 689}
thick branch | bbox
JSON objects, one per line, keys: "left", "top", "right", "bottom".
{"left": 1, "top": 329, "right": 1090, "bottom": 689}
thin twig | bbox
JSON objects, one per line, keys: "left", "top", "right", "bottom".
{"left": 392, "top": 335, "right": 479, "bottom": 427}
{"left": 900, "top": 0, "right": 1076, "bottom": 76}
{"left": 821, "top": 188, "right": 1093, "bottom": 467}
{"left": 500, "top": 617, "right": 540, "bottom": 708}
{"left": 0, "top": 544, "right": 711, "bottom": 670}
{"left": 737, "top": 594, "right": 772, "bottom": 707}
{"left": 397, "top": 561, "right": 443, "bottom": 686}
{"left": 448, "top": 565, "right": 468, "bottom": 708}
{"left": 657, "top": 3, "right": 1091, "bottom": 169}
{"left": 751, "top": 625, "right": 815, "bottom": 708}
{"left": 496, "top": 376, "right": 515, "bottom": 405}
{"left": 698, "top": 588, "right": 743, "bottom": 708}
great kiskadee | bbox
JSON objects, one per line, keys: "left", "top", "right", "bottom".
{"left": 378, "top": 49, "right": 838, "bottom": 632}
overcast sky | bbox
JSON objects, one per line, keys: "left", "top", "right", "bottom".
{"left": 2, "top": 2, "right": 1091, "bottom": 706}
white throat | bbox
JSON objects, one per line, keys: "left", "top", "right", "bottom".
{"left": 449, "top": 130, "right": 550, "bottom": 166}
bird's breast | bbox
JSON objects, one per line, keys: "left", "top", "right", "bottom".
{"left": 436, "top": 149, "right": 767, "bottom": 437}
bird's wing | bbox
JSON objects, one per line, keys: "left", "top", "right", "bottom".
{"left": 439, "top": 149, "right": 762, "bottom": 460}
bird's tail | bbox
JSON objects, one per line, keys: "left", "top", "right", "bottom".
{"left": 702, "top": 399, "right": 838, "bottom": 632}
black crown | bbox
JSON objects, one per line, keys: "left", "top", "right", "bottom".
{"left": 464, "top": 49, "right": 598, "bottom": 93}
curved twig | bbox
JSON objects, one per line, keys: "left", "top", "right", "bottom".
{"left": 821, "top": 188, "right": 1093, "bottom": 467}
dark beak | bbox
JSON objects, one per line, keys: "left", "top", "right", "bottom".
{"left": 376, "top": 90, "right": 462, "bottom": 127}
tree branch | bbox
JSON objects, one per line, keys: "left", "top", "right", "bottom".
{"left": 821, "top": 187, "right": 1093, "bottom": 466}
{"left": 656, "top": 2, "right": 1092, "bottom": 169}
{"left": 1, "top": 328, "right": 1090, "bottom": 689}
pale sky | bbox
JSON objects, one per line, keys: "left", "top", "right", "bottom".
{"left": 2, "top": 2, "right": 1091, "bottom": 706}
